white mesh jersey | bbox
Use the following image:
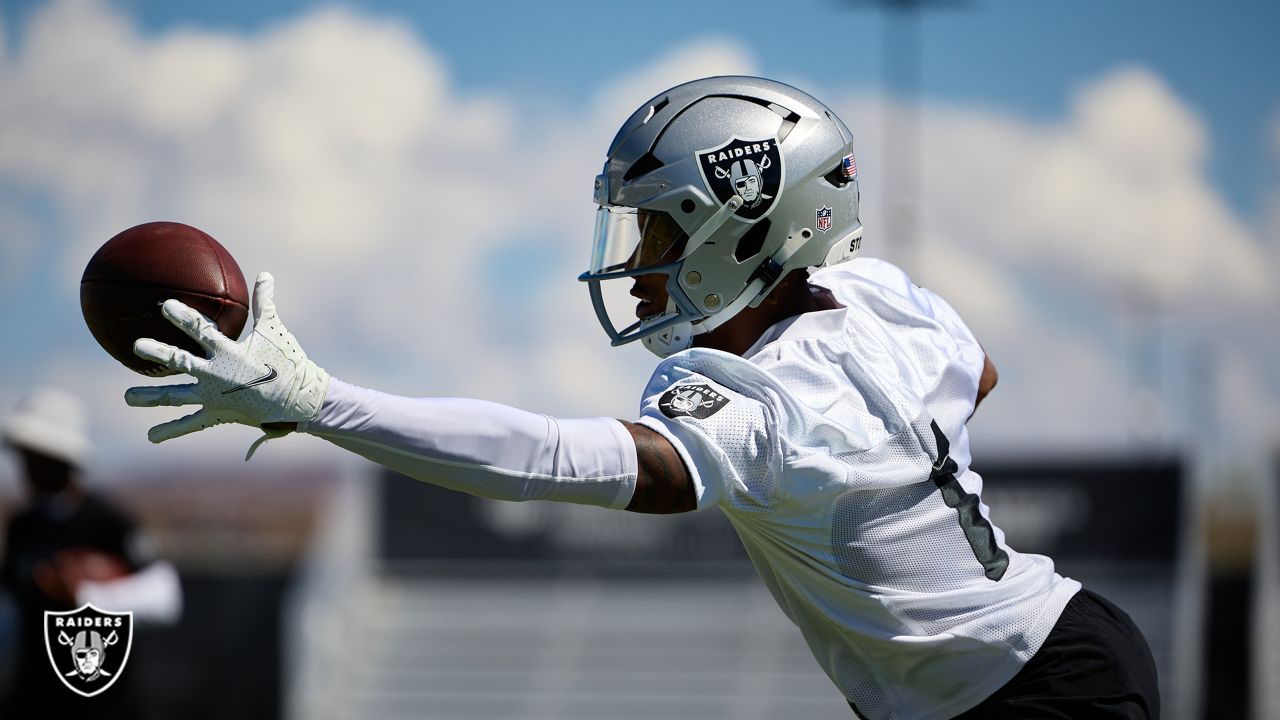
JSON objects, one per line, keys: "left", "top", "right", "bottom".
{"left": 637, "top": 258, "right": 1081, "bottom": 720}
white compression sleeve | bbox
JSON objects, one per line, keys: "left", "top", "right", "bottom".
{"left": 300, "top": 379, "right": 638, "bottom": 509}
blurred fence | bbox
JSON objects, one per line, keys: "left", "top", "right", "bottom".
{"left": 285, "top": 465, "right": 378, "bottom": 720}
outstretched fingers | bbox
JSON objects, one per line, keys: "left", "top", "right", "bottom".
{"left": 134, "top": 338, "right": 203, "bottom": 375}
{"left": 124, "top": 383, "right": 201, "bottom": 408}
{"left": 252, "top": 271, "right": 277, "bottom": 324}
{"left": 146, "top": 409, "right": 226, "bottom": 444}
{"left": 160, "top": 300, "right": 229, "bottom": 354}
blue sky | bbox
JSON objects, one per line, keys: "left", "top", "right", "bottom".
{"left": 0, "top": 0, "right": 1276, "bottom": 477}
{"left": 6, "top": 0, "right": 1275, "bottom": 217}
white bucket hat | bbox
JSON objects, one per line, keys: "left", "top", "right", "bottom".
{"left": 2, "top": 387, "right": 91, "bottom": 467}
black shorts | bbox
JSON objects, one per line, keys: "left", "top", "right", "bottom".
{"left": 848, "top": 588, "right": 1160, "bottom": 719}
{"left": 952, "top": 588, "right": 1160, "bottom": 719}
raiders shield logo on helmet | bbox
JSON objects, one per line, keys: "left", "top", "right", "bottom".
{"left": 44, "top": 604, "right": 134, "bottom": 697}
{"left": 695, "top": 136, "right": 784, "bottom": 221}
{"left": 659, "top": 383, "right": 731, "bottom": 420}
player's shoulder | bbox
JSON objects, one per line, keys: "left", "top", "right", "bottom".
{"left": 813, "top": 257, "right": 940, "bottom": 318}
{"left": 644, "top": 347, "right": 778, "bottom": 413}
{"left": 644, "top": 341, "right": 899, "bottom": 454}
{"left": 640, "top": 348, "right": 798, "bottom": 449}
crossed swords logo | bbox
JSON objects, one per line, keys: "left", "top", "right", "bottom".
{"left": 57, "top": 629, "right": 120, "bottom": 681}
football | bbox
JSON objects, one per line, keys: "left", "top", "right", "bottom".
{"left": 81, "top": 222, "right": 250, "bottom": 376}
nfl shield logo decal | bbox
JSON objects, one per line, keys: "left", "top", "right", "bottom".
{"left": 816, "top": 207, "right": 833, "bottom": 232}
{"left": 695, "top": 136, "right": 784, "bottom": 221}
{"left": 44, "top": 604, "right": 134, "bottom": 697}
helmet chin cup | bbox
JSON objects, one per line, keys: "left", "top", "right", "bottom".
{"left": 638, "top": 297, "right": 692, "bottom": 358}
{"left": 640, "top": 315, "right": 693, "bottom": 358}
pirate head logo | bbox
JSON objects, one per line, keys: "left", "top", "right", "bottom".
{"left": 658, "top": 383, "right": 731, "bottom": 420}
{"left": 44, "top": 604, "right": 133, "bottom": 697}
{"left": 696, "top": 137, "right": 784, "bottom": 221}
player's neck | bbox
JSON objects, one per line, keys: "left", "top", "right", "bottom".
{"left": 694, "top": 276, "right": 842, "bottom": 357}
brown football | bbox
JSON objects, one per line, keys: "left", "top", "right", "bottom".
{"left": 81, "top": 222, "right": 249, "bottom": 376}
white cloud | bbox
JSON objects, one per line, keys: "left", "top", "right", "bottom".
{"left": 906, "top": 69, "right": 1271, "bottom": 313}
{"left": 834, "top": 68, "right": 1275, "bottom": 454}
{"left": 0, "top": 1, "right": 755, "bottom": 473}
{"left": 0, "top": 0, "right": 1273, "bottom": 478}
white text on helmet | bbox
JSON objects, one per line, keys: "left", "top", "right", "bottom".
{"left": 701, "top": 141, "right": 772, "bottom": 165}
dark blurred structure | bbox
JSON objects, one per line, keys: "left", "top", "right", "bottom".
{"left": 0, "top": 463, "right": 341, "bottom": 720}
{"left": 977, "top": 458, "right": 1188, "bottom": 715}
{"left": 379, "top": 468, "right": 751, "bottom": 578}
{"left": 128, "top": 572, "right": 288, "bottom": 719}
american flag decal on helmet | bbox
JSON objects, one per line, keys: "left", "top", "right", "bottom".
{"left": 841, "top": 153, "right": 857, "bottom": 179}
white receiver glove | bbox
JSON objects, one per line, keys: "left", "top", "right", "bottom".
{"left": 124, "top": 272, "right": 330, "bottom": 458}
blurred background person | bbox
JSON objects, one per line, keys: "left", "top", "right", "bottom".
{"left": 0, "top": 387, "right": 181, "bottom": 719}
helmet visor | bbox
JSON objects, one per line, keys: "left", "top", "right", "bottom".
{"left": 588, "top": 206, "right": 687, "bottom": 275}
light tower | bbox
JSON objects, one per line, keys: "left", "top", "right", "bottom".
{"left": 843, "top": 0, "right": 968, "bottom": 279}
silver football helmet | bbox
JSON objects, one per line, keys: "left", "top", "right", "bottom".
{"left": 580, "top": 76, "right": 863, "bottom": 357}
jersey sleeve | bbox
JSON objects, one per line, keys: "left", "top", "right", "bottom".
{"left": 916, "top": 286, "right": 981, "bottom": 351}
{"left": 636, "top": 359, "right": 785, "bottom": 514}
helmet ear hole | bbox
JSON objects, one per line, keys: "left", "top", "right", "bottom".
{"left": 734, "top": 218, "right": 770, "bottom": 263}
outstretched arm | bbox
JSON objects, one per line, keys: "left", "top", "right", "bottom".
{"left": 619, "top": 422, "right": 696, "bottom": 514}
{"left": 267, "top": 418, "right": 698, "bottom": 515}
{"left": 124, "top": 273, "right": 643, "bottom": 510}
{"left": 303, "top": 380, "right": 639, "bottom": 509}
{"left": 265, "top": 410, "right": 698, "bottom": 514}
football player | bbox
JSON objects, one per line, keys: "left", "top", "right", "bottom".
{"left": 125, "top": 77, "right": 1158, "bottom": 718}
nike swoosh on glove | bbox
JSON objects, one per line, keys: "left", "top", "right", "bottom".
{"left": 124, "top": 272, "right": 330, "bottom": 459}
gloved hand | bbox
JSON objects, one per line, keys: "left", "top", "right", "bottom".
{"left": 124, "top": 272, "right": 329, "bottom": 457}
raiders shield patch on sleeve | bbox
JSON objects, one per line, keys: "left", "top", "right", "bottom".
{"left": 658, "top": 384, "right": 730, "bottom": 420}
